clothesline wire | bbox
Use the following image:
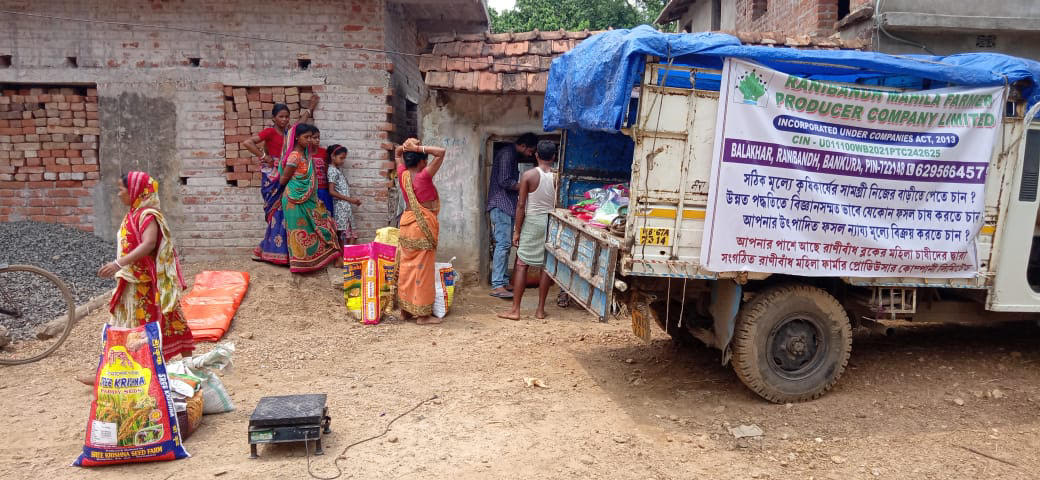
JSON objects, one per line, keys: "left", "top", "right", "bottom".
{"left": 0, "top": 9, "right": 562, "bottom": 69}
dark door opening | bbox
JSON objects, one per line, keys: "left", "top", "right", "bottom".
{"left": 482, "top": 134, "right": 561, "bottom": 287}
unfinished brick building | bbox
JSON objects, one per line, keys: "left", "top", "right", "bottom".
{"left": 0, "top": 0, "right": 488, "bottom": 261}
{"left": 658, "top": 0, "right": 873, "bottom": 38}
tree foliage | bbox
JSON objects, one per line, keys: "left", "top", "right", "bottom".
{"left": 489, "top": 0, "right": 670, "bottom": 33}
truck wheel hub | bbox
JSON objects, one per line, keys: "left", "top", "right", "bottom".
{"left": 768, "top": 316, "right": 824, "bottom": 380}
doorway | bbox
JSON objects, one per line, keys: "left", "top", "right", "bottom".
{"left": 482, "top": 134, "right": 562, "bottom": 287}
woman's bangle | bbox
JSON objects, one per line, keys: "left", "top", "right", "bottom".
{"left": 114, "top": 258, "right": 124, "bottom": 268}
{"left": 421, "top": 146, "right": 426, "bottom": 154}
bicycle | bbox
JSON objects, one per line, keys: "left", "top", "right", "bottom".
{"left": 0, "top": 264, "right": 77, "bottom": 365}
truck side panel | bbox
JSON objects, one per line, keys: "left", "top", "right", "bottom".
{"left": 625, "top": 61, "right": 1012, "bottom": 288}
{"left": 545, "top": 211, "right": 621, "bottom": 321}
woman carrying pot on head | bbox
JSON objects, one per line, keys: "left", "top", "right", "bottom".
{"left": 242, "top": 96, "right": 319, "bottom": 265}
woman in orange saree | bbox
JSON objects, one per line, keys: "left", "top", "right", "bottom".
{"left": 394, "top": 138, "right": 447, "bottom": 325}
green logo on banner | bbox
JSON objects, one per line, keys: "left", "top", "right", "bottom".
{"left": 736, "top": 70, "right": 767, "bottom": 104}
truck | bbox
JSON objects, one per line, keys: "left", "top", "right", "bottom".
{"left": 543, "top": 30, "right": 1040, "bottom": 403}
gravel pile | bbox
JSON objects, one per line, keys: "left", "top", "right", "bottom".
{"left": 0, "top": 221, "right": 116, "bottom": 340}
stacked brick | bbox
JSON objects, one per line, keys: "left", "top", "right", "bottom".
{"left": 733, "top": 0, "right": 867, "bottom": 38}
{"left": 420, "top": 30, "right": 593, "bottom": 94}
{"left": 223, "top": 86, "right": 314, "bottom": 187}
{"left": 0, "top": 86, "right": 99, "bottom": 230}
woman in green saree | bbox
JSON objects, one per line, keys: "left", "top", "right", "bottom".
{"left": 279, "top": 123, "right": 341, "bottom": 274}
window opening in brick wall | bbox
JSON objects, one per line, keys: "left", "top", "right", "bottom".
{"left": 223, "top": 85, "right": 314, "bottom": 187}
{"left": 711, "top": 0, "right": 722, "bottom": 30}
{"left": 752, "top": 0, "right": 768, "bottom": 20}
{"left": 65, "top": 57, "right": 78, "bottom": 68}
{"left": 405, "top": 99, "right": 418, "bottom": 139}
{"left": 837, "top": 0, "right": 850, "bottom": 21}
{"left": 188, "top": 57, "right": 201, "bottom": 67}
{"left": 976, "top": 35, "right": 996, "bottom": 48}
{"left": 0, "top": 83, "right": 100, "bottom": 228}
{"left": 0, "top": 55, "right": 11, "bottom": 68}
{"left": 298, "top": 58, "right": 311, "bottom": 70}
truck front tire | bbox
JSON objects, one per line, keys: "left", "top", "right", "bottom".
{"left": 731, "top": 284, "right": 852, "bottom": 403}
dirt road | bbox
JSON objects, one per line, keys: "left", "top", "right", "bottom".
{"left": 2, "top": 259, "right": 1039, "bottom": 479}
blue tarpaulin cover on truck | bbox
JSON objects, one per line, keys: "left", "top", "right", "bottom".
{"left": 543, "top": 26, "right": 1040, "bottom": 133}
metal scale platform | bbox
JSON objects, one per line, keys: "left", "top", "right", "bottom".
{"left": 248, "top": 394, "right": 331, "bottom": 458}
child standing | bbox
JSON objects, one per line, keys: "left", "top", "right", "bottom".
{"left": 326, "top": 144, "right": 362, "bottom": 245}
{"left": 311, "top": 131, "right": 334, "bottom": 216}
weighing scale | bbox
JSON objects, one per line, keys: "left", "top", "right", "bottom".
{"left": 248, "top": 393, "right": 332, "bottom": 458}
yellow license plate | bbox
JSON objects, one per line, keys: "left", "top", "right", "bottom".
{"left": 631, "top": 306, "right": 652, "bottom": 343}
{"left": 639, "top": 227, "right": 671, "bottom": 246}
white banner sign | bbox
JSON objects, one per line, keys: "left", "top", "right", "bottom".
{"left": 701, "top": 59, "right": 1004, "bottom": 278}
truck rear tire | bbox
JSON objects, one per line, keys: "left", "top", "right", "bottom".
{"left": 731, "top": 284, "right": 852, "bottom": 403}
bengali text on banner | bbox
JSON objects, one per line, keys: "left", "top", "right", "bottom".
{"left": 700, "top": 58, "right": 1004, "bottom": 278}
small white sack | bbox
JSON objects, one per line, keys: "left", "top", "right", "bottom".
{"left": 169, "top": 342, "right": 235, "bottom": 414}
{"left": 432, "top": 258, "right": 457, "bottom": 319}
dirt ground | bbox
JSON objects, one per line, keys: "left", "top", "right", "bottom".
{"left": 2, "top": 258, "right": 1040, "bottom": 479}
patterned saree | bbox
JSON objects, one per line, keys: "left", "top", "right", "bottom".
{"left": 108, "top": 171, "right": 195, "bottom": 360}
{"left": 280, "top": 126, "right": 341, "bottom": 273}
{"left": 395, "top": 169, "right": 439, "bottom": 317}
{"left": 253, "top": 128, "right": 290, "bottom": 265}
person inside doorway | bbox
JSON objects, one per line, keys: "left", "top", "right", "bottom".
{"left": 487, "top": 133, "right": 538, "bottom": 298}
{"left": 498, "top": 140, "right": 558, "bottom": 320}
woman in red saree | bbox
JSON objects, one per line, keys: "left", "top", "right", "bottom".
{"left": 97, "top": 171, "right": 194, "bottom": 360}
{"left": 393, "top": 138, "right": 447, "bottom": 325}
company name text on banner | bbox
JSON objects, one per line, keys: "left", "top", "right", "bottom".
{"left": 701, "top": 58, "right": 1004, "bottom": 278}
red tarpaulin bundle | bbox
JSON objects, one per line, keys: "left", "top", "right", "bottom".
{"left": 180, "top": 271, "right": 250, "bottom": 342}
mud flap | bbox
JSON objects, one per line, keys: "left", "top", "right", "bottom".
{"left": 709, "top": 280, "right": 742, "bottom": 365}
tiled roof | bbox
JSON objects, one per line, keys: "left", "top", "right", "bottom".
{"left": 421, "top": 29, "right": 596, "bottom": 94}
{"left": 422, "top": 29, "right": 865, "bottom": 94}
{"left": 655, "top": 0, "right": 696, "bottom": 24}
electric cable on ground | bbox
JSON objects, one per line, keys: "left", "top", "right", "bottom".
{"left": 303, "top": 394, "right": 439, "bottom": 480}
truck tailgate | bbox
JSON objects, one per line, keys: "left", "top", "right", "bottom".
{"left": 544, "top": 209, "right": 621, "bottom": 321}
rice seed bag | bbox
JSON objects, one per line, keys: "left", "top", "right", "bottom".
{"left": 343, "top": 243, "right": 397, "bottom": 324}
{"left": 74, "top": 322, "right": 189, "bottom": 467}
{"left": 371, "top": 242, "right": 397, "bottom": 325}
{"left": 343, "top": 244, "right": 369, "bottom": 321}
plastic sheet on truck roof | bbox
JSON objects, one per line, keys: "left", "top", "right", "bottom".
{"left": 543, "top": 26, "right": 1040, "bottom": 133}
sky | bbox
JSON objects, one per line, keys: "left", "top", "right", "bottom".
{"left": 488, "top": 0, "right": 516, "bottom": 11}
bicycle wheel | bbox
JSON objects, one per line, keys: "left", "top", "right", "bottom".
{"left": 0, "top": 265, "right": 77, "bottom": 365}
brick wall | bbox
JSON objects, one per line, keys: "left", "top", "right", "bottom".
{"left": 223, "top": 86, "right": 315, "bottom": 187}
{"left": 0, "top": 85, "right": 99, "bottom": 230}
{"left": 386, "top": 6, "right": 425, "bottom": 144}
{"left": 734, "top": 0, "right": 866, "bottom": 37}
{"left": 0, "top": 0, "right": 400, "bottom": 261}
